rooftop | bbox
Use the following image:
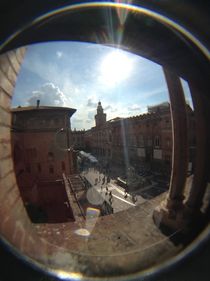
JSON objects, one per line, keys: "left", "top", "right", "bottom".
{"left": 11, "top": 105, "right": 76, "bottom": 114}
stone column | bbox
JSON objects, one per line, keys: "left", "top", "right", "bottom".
{"left": 185, "top": 80, "right": 210, "bottom": 215}
{"left": 153, "top": 68, "right": 188, "bottom": 230}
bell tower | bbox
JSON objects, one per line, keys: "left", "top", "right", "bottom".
{"left": 95, "top": 101, "right": 106, "bottom": 127}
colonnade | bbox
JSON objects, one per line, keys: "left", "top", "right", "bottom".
{"left": 153, "top": 68, "right": 210, "bottom": 231}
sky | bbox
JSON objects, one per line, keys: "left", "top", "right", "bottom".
{"left": 13, "top": 41, "right": 192, "bottom": 130}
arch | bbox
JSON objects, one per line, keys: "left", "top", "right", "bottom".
{"left": 0, "top": 2, "right": 209, "bottom": 278}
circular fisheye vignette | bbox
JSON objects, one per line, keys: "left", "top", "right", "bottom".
{"left": 1, "top": 224, "right": 210, "bottom": 281}
{"left": 0, "top": 2, "right": 209, "bottom": 59}
{"left": 0, "top": 1, "right": 209, "bottom": 281}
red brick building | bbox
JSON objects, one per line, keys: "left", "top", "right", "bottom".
{"left": 11, "top": 103, "right": 77, "bottom": 223}
{"left": 85, "top": 101, "right": 195, "bottom": 175}
{"left": 72, "top": 129, "right": 86, "bottom": 151}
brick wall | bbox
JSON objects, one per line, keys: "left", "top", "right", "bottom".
{"left": 0, "top": 48, "right": 91, "bottom": 273}
{"left": 0, "top": 48, "right": 49, "bottom": 261}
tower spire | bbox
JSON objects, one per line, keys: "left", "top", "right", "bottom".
{"left": 95, "top": 101, "right": 106, "bottom": 127}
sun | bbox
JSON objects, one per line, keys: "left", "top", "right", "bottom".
{"left": 100, "top": 50, "right": 133, "bottom": 86}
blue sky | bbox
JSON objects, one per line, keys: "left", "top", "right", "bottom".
{"left": 13, "top": 41, "right": 192, "bottom": 130}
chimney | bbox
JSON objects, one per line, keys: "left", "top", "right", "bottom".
{"left": 37, "top": 99, "right": 40, "bottom": 108}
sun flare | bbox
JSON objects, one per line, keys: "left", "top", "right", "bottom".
{"left": 100, "top": 50, "right": 133, "bottom": 86}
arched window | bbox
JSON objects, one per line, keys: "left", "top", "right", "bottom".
{"left": 154, "top": 136, "right": 160, "bottom": 148}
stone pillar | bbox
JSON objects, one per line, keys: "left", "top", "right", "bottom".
{"left": 185, "top": 80, "right": 210, "bottom": 216}
{"left": 153, "top": 68, "right": 188, "bottom": 230}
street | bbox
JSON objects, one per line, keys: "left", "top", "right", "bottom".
{"left": 81, "top": 168, "right": 147, "bottom": 214}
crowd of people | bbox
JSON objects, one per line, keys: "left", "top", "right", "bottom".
{"left": 80, "top": 157, "right": 138, "bottom": 215}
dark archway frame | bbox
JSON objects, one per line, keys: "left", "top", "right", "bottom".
{"left": 0, "top": 1, "right": 209, "bottom": 280}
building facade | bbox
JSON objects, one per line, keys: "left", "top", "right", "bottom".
{"left": 83, "top": 101, "right": 195, "bottom": 175}
{"left": 11, "top": 103, "right": 77, "bottom": 223}
{"left": 72, "top": 129, "right": 86, "bottom": 151}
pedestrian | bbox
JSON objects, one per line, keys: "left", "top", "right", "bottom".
{"left": 107, "top": 175, "right": 110, "bottom": 184}
{"left": 105, "top": 184, "right": 109, "bottom": 195}
{"left": 124, "top": 190, "right": 128, "bottom": 199}
{"left": 102, "top": 175, "right": 105, "bottom": 185}
{"left": 109, "top": 191, "right": 113, "bottom": 205}
{"left": 109, "top": 191, "right": 113, "bottom": 199}
{"left": 132, "top": 194, "right": 137, "bottom": 203}
{"left": 104, "top": 200, "right": 109, "bottom": 215}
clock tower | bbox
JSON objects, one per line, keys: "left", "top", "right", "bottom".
{"left": 95, "top": 101, "right": 106, "bottom": 127}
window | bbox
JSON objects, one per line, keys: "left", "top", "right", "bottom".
{"left": 165, "top": 118, "right": 171, "bottom": 128}
{"left": 166, "top": 138, "right": 171, "bottom": 148}
{"left": 48, "top": 152, "right": 54, "bottom": 161}
{"left": 26, "top": 148, "right": 37, "bottom": 160}
{"left": 147, "top": 137, "right": 152, "bottom": 146}
{"left": 26, "top": 164, "right": 31, "bottom": 173}
{"left": 165, "top": 155, "right": 171, "bottom": 162}
{"left": 37, "top": 163, "right": 42, "bottom": 173}
{"left": 109, "top": 132, "right": 112, "bottom": 142}
{"left": 49, "top": 165, "right": 54, "bottom": 174}
{"left": 54, "top": 118, "right": 60, "bottom": 125}
{"left": 138, "top": 135, "right": 144, "bottom": 147}
{"left": 154, "top": 136, "right": 160, "bottom": 147}
{"left": 13, "top": 114, "right": 17, "bottom": 124}
{"left": 61, "top": 161, "right": 66, "bottom": 171}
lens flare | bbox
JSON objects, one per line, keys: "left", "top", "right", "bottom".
{"left": 100, "top": 49, "right": 134, "bottom": 86}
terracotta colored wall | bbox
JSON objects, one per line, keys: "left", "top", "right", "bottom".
{"left": 0, "top": 48, "right": 47, "bottom": 259}
{"left": 88, "top": 110, "right": 174, "bottom": 170}
{"left": 13, "top": 131, "right": 73, "bottom": 181}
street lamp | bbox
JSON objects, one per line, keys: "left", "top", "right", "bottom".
{"left": 54, "top": 127, "right": 74, "bottom": 175}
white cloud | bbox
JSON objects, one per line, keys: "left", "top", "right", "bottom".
{"left": 87, "top": 98, "right": 98, "bottom": 108}
{"left": 23, "top": 51, "right": 83, "bottom": 100}
{"left": 104, "top": 105, "right": 112, "bottom": 111}
{"left": 16, "top": 42, "right": 169, "bottom": 130}
{"left": 71, "top": 105, "right": 96, "bottom": 130}
{"left": 128, "top": 104, "right": 141, "bottom": 111}
{"left": 56, "top": 51, "right": 63, "bottom": 58}
{"left": 26, "top": 83, "right": 71, "bottom": 107}
{"left": 71, "top": 118, "right": 83, "bottom": 123}
{"left": 61, "top": 79, "right": 83, "bottom": 101}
